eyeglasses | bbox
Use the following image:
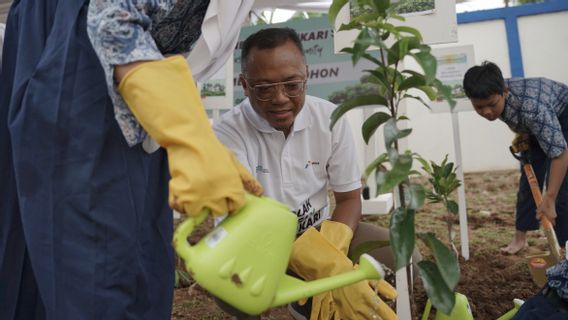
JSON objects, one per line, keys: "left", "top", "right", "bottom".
{"left": 245, "top": 79, "right": 307, "bottom": 102}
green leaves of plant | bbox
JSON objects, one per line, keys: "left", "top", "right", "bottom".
{"left": 419, "top": 233, "right": 460, "bottom": 290}
{"left": 411, "top": 51, "right": 437, "bottom": 83}
{"left": 327, "top": 1, "right": 462, "bottom": 314}
{"left": 363, "top": 153, "right": 388, "bottom": 179}
{"left": 416, "top": 232, "right": 460, "bottom": 315}
{"left": 329, "top": 0, "right": 349, "bottom": 26}
{"left": 389, "top": 207, "right": 415, "bottom": 270}
{"left": 362, "top": 111, "right": 391, "bottom": 144}
{"left": 330, "top": 95, "right": 388, "bottom": 129}
{"left": 352, "top": 28, "right": 374, "bottom": 65}
{"left": 377, "top": 152, "right": 412, "bottom": 194}
{"left": 406, "top": 183, "right": 425, "bottom": 210}
{"left": 417, "top": 260, "right": 456, "bottom": 315}
{"left": 384, "top": 118, "right": 411, "bottom": 149}
{"left": 371, "top": 0, "right": 390, "bottom": 15}
{"left": 349, "top": 240, "right": 390, "bottom": 262}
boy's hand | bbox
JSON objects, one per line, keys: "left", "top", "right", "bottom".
{"left": 537, "top": 193, "right": 557, "bottom": 226}
{"left": 511, "top": 133, "right": 530, "bottom": 153}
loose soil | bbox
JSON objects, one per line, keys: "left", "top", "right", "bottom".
{"left": 172, "top": 170, "right": 550, "bottom": 320}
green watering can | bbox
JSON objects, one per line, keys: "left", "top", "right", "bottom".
{"left": 422, "top": 293, "right": 474, "bottom": 320}
{"left": 422, "top": 293, "right": 522, "bottom": 320}
{"left": 174, "top": 195, "right": 384, "bottom": 315}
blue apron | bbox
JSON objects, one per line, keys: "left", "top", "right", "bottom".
{"left": 0, "top": 1, "right": 174, "bottom": 319}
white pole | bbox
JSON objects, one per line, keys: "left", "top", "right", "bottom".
{"left": 451, "top": 111, "right": 470, "bottom": 260}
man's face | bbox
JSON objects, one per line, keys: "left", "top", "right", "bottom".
{"left": 241, "top": 40, "right": 307, "bottom": 136}
{"left": 470, "top": 91, "right": 507, "bottom": 121}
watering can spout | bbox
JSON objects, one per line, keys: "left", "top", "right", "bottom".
{"left": 272, "top": 253, "right": 384, "bottom": 307}
{"left": 173, "top": 195, "right": 384, "bottom": 315}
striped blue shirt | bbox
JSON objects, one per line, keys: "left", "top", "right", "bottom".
{"left": 500, "top": 78, "right": 568, "bottom": 158}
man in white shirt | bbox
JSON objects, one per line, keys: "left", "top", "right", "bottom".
{"left": 214, "top": 27, "right": 417, "bottom": 320}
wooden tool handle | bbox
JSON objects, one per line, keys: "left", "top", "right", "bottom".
{"left": 522, "top": 163, "right": 563, "bottom": 263}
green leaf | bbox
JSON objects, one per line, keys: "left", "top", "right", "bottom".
{"left": 442, "top": 162, "right": 454, "bottom": 177}
{"left": 415, "top": 155, "right": 432, "bottom": 174}
{"left": 362, "top": 112, "right": 391, "bottom": 144}
{"left": 338, "top": 21, "right": 361, "bottom": 32}
{"left": 389, "top": 13, "right": 405, "bottom": 21}
{"left": 390, "top": 207, "right": 416, "bottom": 270}
{"left": 434, "top": 79, "right": 457, "bottom": 108}
{"left": 411, "top": 51, "right": 437, "bottom": 83}
{"left": 418, "top": 233, "right": 460, "bottom": 290}
{"left": 363, "top": 153, "right": 388, "bottom": 178}
{"left": 340, "top": 48, "right": 382, "bottom": 66}
{"left": 395, "top": 25, "right": 422, "bottom": 41}
{"left": 367, "top": 69, "right": 395, "bottom": 93}
{"left": 417, "top": 85, "right": 438, "bottom": 101}
{"left": 349, "top": 240, "right": 390, "bottom": 261}
{"left": 406, "top": 183, "right": 425, "bottom": 210}
{"left": 384, "top": 118, "right": 412, "bottom": 148}
{"left": 377, "top": 22, "right": 399, "bottom": 38}
{"left": 399, "top": 75, "right": 427, "bottom": 91}
{"left": 352, "top": 28, "right": 373, "bottom": 65}
{"left": 175, "top": 269, "right": 192, "bottom": 288}
{"left": 388, "top": 37, "right": 420, "bottom": 65}
{"left": 378, "top": 153, "right": 412, "bottom": 194}
{"left": 371, "top": 0, "right": 390, "bottom": 14}
{"left": 417, "top": 260, "right": 456, "bottom": 315}
{"left": 447, "top": 200, "right": 459, "bottom": 215}
{"left": 331, "top": 95, "right": 388, "bottom": 129}
{"left": 329, "top": 0, "right": 349, "bottom": 26}
{"left": 402, "top": 93, "right": 432, "bottom": 109}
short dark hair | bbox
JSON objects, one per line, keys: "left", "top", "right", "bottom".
{"left": 241, "top": 27, "right": 305, "bottom": 73}
{"left": 463, "top": 61, "right": 506, "bottom": 99}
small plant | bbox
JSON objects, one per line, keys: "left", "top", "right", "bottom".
{"left": 418, "top": 155, "right": 462, "bottom": 255}
{"left": 329, "top": 0, "right": 460, "bottom": 315}
{"left": 175, "top": 268, "right": 192, "bottom": 289}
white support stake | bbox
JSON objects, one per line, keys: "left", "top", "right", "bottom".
{"left": 451, "top": 111, "right": 469, "bottom": 260}
{"left": 395, "top": 268, "right": 411, "bottom": 320}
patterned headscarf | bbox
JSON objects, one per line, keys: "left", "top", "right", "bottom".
{"left": 151, "top": 0, "right": 210, "bottom": 55}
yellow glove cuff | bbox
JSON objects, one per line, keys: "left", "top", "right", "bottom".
{"left": 320, "top": 220, "right": 354, "bottom": 255}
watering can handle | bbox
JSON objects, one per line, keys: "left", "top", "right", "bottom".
{"left": 172, "top": 210, "right": 209, "bottom": 263}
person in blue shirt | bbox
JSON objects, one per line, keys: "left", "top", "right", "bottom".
{"left": 463, "top": 61, "right": 568, "bottom": 254}
{"left": 0, "top": 1, "right": 260, "bottom": 319}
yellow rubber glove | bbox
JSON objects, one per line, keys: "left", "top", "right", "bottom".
{"left": 321, "top": 221, "right": 397, "bottom": 300}
{"left": 118, "top": 56, "right": 262, "bottom": 216}
{"left": 321, "top": 221, "right": 397, "bottom": 320}
{"left": 289, "top": 223, "right": 396, "bottom": 320}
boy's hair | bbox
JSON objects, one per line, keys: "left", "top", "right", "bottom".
{"left": 463, "top": 61, "right": 506, "bottom": 99}
{"left": 241, "top": 27, "right": 305, "bottom": 74}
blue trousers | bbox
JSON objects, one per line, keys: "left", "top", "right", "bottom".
{"left": 0, "top": 1, "right": 174, "bottom": 319}
{"left": 515, "top": 109, "right": 568, "bottom": 245}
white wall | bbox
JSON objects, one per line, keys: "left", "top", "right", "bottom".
{"left": 389, "top": 12, "right": 568, "bottom": 173}
{"left": 518, "top": 11, "right": 568, "bottom": 83}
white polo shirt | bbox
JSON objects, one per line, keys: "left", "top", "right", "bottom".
{"left": 214, "top": 95, "right": 361, "bottom": 234}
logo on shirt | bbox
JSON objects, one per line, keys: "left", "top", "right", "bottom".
{"left": 294, "top": 198, "right": 326, "bottom": 234}
{"left": 255, "top": 165, "right": 270, "bottom": 174}
{"left": 304, "top": 160, "right": 320, "bottom": 169}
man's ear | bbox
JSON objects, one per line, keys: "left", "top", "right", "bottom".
{"left": 503, "top": 88, "right": 509, "bottom": 98}
{"left": 305, "top": 65, "right": 309, "bottom": 78}
{"left": 240, "top": 74, "right": 249, "bottom": 97}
